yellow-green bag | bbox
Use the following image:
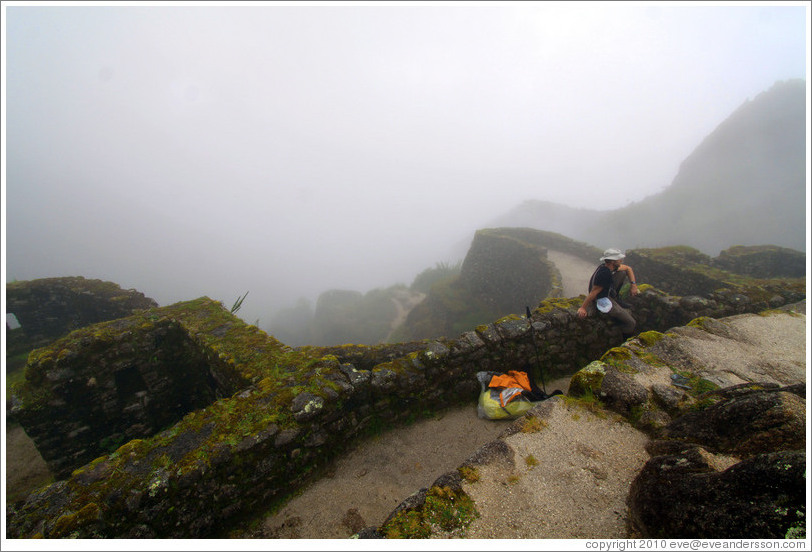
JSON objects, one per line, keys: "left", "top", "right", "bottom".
{"left": 477, "top": 388, "right": 535, "bottom": 420}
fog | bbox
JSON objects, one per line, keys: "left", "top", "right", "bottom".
{"left": 2, "top": 2, "right": 808, "bottom": 329}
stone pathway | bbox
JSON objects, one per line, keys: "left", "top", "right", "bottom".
{"left": 546, "top": 250, "right": 595, "bottom": 298}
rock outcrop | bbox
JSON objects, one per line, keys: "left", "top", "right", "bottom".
{"left": 365, "top": 302, "right": 806, "bottom": 539}
{"left": 629, "top": 445, "right": 804, "bottom": 538}
{"left": 567, "top": 300, "right": 805, "bottom": 539}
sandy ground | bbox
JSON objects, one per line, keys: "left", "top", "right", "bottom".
{"left": 546, "top": 250, "right": 595, "bottom": 299}
{"left": 4, "top": 422, "right": 53, "bottom": 505}
{"left": 241, "top": 252, "right": 595, "bottom": 538}
{"left": 462, "top": 399, "right": 650, "bottom": 539}
{"left": 250, "top": 405, "right": 514, "bottom": 538}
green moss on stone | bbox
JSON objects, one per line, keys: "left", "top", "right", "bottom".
{"left": 382, "top": 485, "right": 479, "bottom": 538}
{"left": 637, "top": 331, "right": 665, "bottom": 347}
{"left": 458, "top": 466, "right": 480, "bottom": 483}
{"left": 600, "top": 347, "right": 637, "bottom": 373}
{"left": 686, "top": 317, "right": 713, "bottom": 331}
{"left": 568, "top": 361, "right": 607, "bottom": 397}
{"left": 50, "top": 503, "right": 100, "bottom": 538}
{"left": 534, "top": 296, "right": 582, "bottom": 315}
{"left": 673, "top": 369, "right": 721, "bottom": 398}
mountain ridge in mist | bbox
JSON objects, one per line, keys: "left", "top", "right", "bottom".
{"left": 488, "top": 78, "right": 807, "bottom": 255}
{"left": 268, "top": 79, "right": 806, "bottom": 344}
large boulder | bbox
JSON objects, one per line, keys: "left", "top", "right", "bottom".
{"left": 598, "top": 367, "right": 648, "bottom": 416}
{"left": 661, "top": 386, "right": 806, "bottom": 457}
{"left": 628, "top": 445, "right": 805, "bottom": 538}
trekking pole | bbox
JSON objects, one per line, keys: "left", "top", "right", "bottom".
{"left": 526, "top": 306, "right": 547, "bottom": 394}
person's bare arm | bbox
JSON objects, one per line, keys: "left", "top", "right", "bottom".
{"left": 618, "top": 264, "right": 639, "bottom": 296}
{"left": 578, "top": 286, "right": 603, "bottom": 318}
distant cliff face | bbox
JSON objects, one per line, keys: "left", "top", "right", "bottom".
{"left": 607, "top": 79, "right": 807, "bottom": 254}
{"left": 492, "top": 79, "right": 807, "bottom": 255}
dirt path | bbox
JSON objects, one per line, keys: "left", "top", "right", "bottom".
{"left": 385, "top": 289, "right": 425, "bottom": 342}
{"left": 546, "top": 250, "right": 595, "bottom": 298}
{"left": 4, "top": 422, "right": 53, "bottom": 504}
{"left": 248, "top": 406, "right": 512, "bottom": 538}
{"left": 462, "top": 398, "right": 650, "bottom": 539}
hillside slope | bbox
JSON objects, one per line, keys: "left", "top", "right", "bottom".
{"left": 491, "top": 79, "right": 807, "bottom": 255}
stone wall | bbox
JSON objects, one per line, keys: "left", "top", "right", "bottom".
{"left": 11, "top": 316, "right": 248, "bottom": 479}
{"left": 7, "top": 274, "right": 804, "bottom": 538}
{"left": 297, "top": 342, "right": 434, "bottom": 371}
{"left": 401, "top": 227, "right": 570, "bottom": 340}
{"left": 711, "top": 245, "right": 806, "bottom": 279}
{"left": 458, "top": 228, "right": 558, "bottom": 312}
{"left": 5, "top": 277, "right": 158, "bottom": 361}
{"left": 486, "top": 227, "right": 603, "bottom": 263}
{"left": 624, "top": 247, "right": 728, "bottom": 297}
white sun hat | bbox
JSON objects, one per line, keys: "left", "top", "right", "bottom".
{"left": 596, "top": 297, "right": 613, "bottom": 313}
{"left": 600, "top": 248, "right": 625, "bottom": 261}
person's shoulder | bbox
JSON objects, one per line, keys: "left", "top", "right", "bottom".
{"left": 594, "top": 264, "right": 611, "bottom": 280}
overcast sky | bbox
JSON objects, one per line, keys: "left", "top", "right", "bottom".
{"left": 2, "top": 1, "right": 809, "bottom": 328}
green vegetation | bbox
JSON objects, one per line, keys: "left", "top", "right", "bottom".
{"left": 398, "top": 275, "right": 495, "bottom": 341}
{"left": 563, "top": 390, "right": 606, "bottom": 418}
{"left": 8, "top": 236, "right": 808, "bottom": 538}
{"left": 784, "top": 508, "right": 805, "bottom": 539}
{"left": 534, "top": 296, "right": 583, "bottom": 315}
{"left": 230, "top": 291, "right": 249, "bottom": 314}
{"left": 381, "top": 485, "right": 479, "bottom": 538}
{"left": 520, "top": 416, "right": 548, "bottom": 433}
{"left": 458, "top": 466, "right": 480, "bottom": 483}
{"left": 5, "top": 360, "right": 27, "bottom": 400}
{"left": 686, "top": 317, "right": 714, "bottom": 331}
{"left": 600, "top": 347, "right": 637, "bottom": 374}
{"left": 267, "top": 284, "right": 413, "bottom": 346}
{"left": 568, "top": 361, "right": 606, "bottom": 398}
{"left": 410, "top": 261, "right": 463, "bottom": 294}
{"left": 672, "top": 369, "right": 720, "bottom": 399}
{"left": 637, "top": 331, "right": 665, "bottom": 347}
{"left": 10, "top": 298, "right": 356, "bottom": 526}
{"left": 633, "top": 349, "right": 667, "bottom": 367}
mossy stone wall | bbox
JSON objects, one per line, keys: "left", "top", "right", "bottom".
{"left": 624, "top": 247, "right": 728, "bottom": 296}
{"left": 7, "top": 274, "right": 804, "bottom": 538}
{"left": 458, "top": 228, "right": 557, "bottom": 313}
{"left": 5, "top": 277, "right": 158, "bottom": 361}
{"left": 11, "top": 317, "right": 247, "bottom": 480}
{"left": 711, "top": 245, "right": 806, "bottom": 278}
{"left": 398, "top": 227, "right": 604, "bottom": 341}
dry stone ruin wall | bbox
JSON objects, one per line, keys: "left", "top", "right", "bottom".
{"left": 7, "top": 267, "right": 804, "bottom": 538}
{"left": 6, "top": 276, "right": 158, "bottom": 361}
{"left": 11, "top": 317, "right": 247, "bottom": 479}
{"left": 458, "top": 228, "right": 560, "bottom": 312}
{"left": 711, "top": 245, "right": 806, "bottom": 279}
